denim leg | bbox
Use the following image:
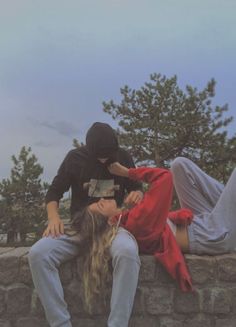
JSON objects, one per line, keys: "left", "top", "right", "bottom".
{"left": 29, "top": 229, "right": 141, "bottom": 327}
{"left": 108, "top": 228, "right": 140, "bottom": 327}
{"left": 28, "top": 235, "right": 80, "bottom": 327}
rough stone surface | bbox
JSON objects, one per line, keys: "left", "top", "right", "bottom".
{"left": 18, "top": 254, "right": 32, "bottom": 285}
{"left": 159, "top": 317, "right": 183, "bottom": 327}
{"left": 185, "top": 255, "right": 216, "bottom": 284}
{"left": 0, "top": 288, "right": 5, "bottom": 315}
{"left": 59, "top": 261, "right": 74, "bottom": 285}
{"left": 230, "top": 287, "right": 236, "bottom": 313}
{"left": 217, "top": 254, "right": 236, "bottom": 281}
{"left": 0, "top": 248, "right": 14, "bottom": 255}
{"left": 174, "top": 289, "right": 200, "bottom": 313}
{"left": 181, "top": 315, "right": 212, "bottom": 327}
{"left": 1, "top": 247, "right": 236, "bottom": 326}
{"left": 132, "top": 287, "right": 145, "bottom": 315}
{"left": 202, "top": 288, "right": 231, "bottom": 314}
{"left": 130, "top": 316, "right": 158, "bottom": 327}
{"left": 139, "top": 255, "right": 156, "bottom": 282}
{"left": 215, "top": 318, "right": 236, "bottom": 327}
{"left": 0, "top": 321, "right": 11, "bottom": 327}
{"left": 145, "top": 287, "right": 173, "bottom": 315}
{"left": 6, "top": 284, "right": 32, "bottom": 316}
{"left": 16, "top": 317, "right": 49, "bottom": 327}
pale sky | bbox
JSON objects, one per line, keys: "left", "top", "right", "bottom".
{"left": 0, "top": 0, "right": 235, "bottom": 182}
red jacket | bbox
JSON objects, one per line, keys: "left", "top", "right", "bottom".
{"left": 120, "top": 167, "right": 193, "bottom": 292}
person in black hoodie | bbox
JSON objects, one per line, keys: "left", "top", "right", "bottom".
{"left": 28, "top": 122, "right": 143, "bottom": 327}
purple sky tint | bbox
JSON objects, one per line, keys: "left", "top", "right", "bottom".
{"left": 0, "top": 0, "right": 235, "bottom": 182}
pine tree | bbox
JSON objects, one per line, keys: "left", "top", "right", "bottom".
{"left": 103, "top": 73, "right": 236, "bottom": 182}
{"left": 0, "top": 146, "right": 47, "bottom": 243}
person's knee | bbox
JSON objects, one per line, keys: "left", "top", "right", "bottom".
{"left": 28, "top": 238, "right": 53, "bottom": 264}
{"left": 28, "top": 242, "right": 44, "bottom": 264}
{"left": 171, "top": 157, "right": 190, "bottom": 173}
{"left": 112, "top": 241, "right": 139, "bottom": 262}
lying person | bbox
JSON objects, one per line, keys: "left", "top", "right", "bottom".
{"left": 73, "top": 158, "right": 236, "bottom": 311}
{"left": 72, "top": 162, "right": 193, "bottom": 311}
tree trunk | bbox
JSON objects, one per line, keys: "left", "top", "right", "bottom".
{"left": 7, "top": 230, "right": 18, "bottom": 243}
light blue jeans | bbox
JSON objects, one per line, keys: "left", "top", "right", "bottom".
{"left": 28, "top": 227, "right": 140, "bottom": 327}
{"left": 171, "top": 157, "right": 236, "bottom": 254}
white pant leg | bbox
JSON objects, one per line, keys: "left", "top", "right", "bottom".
{"left": 210, "top": 168, "right": 236, "bottom": 251}
{"left": 171, "top": 157, "right": 224, "bottom": 215}
{"left": 171, "top": 158, "right": 236, "bottom": 254}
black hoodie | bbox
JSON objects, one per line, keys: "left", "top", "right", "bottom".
{"left": 45, "top": 123, "right": 142, "bottom": 216}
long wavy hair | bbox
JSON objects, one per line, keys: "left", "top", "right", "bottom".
{"left": 72, "top": 207, "right": 118, "bottom": 312}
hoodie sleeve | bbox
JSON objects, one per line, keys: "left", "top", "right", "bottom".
{"left": 121, "top": 150, "right": 143, "bottom": 193}
{"left": 124, "top": 167, "right": 173, "bottom": 243}
{"left": 45, "top": 151, "right": 74, "bottom": 205}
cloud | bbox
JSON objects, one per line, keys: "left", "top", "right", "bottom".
{"left": 33, "top": 140, "right": 58, "bottom": 148}
{"left": 39, "top": 120, "right": 79, "bottom": 137}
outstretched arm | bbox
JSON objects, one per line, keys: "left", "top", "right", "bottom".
{"left": 109, "top": 163, "right": 173, "bottom": 241}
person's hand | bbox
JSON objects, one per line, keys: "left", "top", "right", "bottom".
{"left": 43, "top": 215, "right": 65, "bottom": 238}
{"left": 108, "top": 162, "right": 129, "bottom": 177}
{"left": 124, "top": 190, "right": 143, "bottom": 207}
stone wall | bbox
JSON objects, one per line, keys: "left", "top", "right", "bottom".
{"left": 0, "top": 247, "right": 236, "bottom": 327}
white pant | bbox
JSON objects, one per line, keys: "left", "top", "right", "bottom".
{"left": 171, "top": 157, "right": 236, "bottom": 254}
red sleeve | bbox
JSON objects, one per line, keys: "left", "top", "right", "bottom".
{"left": 124, "top": 167, "right": 173, "bottom": 244}
{"left": 168, "top": 208, "right": 193, "bottom": 226}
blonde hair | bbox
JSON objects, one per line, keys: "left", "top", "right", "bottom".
{"left": 72, "top": 207, "right": 118, "bottom": 312}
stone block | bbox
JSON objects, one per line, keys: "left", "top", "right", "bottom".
{"left": 0, "top": 287, "right": 5, "bottom": 315}
{"left": 139, "top": 256, "right": 157, "bottom": 283}
{"left": 0, "top": 321, "right": 11, "bottom": 327}
{"left": 156, "top": 264, "right": 177, "bottom": 286}
{"left": 64, "top": 280, "right": 88, "bottom": 316}
{"left": 16, "top": 317, "right": 49, "bottom": 327}
{"left": 76, "top": 257, "right": 84, "bottom": 282}
{"left": 174, "top": 289, "right": 200, "bottom": 313}
{"left": 0, "top": 248, "right": 29, "bottom": 285}
{"left": 18, "top": 254, "right": 32, "bottom": 285}
{"left": 0, "top": 248, "right": 14, "bottom": 255}
{"left": 230, "top": 287, "right": 236, "bottom": 313}
{"left": 6, "top": 284, "right": 32, "bottom": 316}
{"left": 130, "top": 316, "right": 159, "bottom": 327}
{"left": 185, "top": 254, "right": 216, "bottom": 284}
{"left": 202, "top": 288, "right": 231, "bottom": 314}
{"left": 71, "top": 318, "right": 106, "bottom": 327}
{"left": 215, "top": 318, "right": 236, "bottom": 327}
{"left": 59, "top": 261, "right": 73, "bottom": 285}
{"left": 159, "top": 316, "right": 183, "bottom": 327}
{"left": 145, "top": 287, "right": 173, "bottom": 315}
{"left": 216, "top": 254, "right": 236, "bottom": 282}
{"left": 31, "top": 290, "right": 46, "bottom": 317}
{"left": 182, "top": 315, "right": 211, "bottom": 327}
{"left": 0, "top": 252, "right": 19, "bottom": 285}
{"left": 132, "top": 287, "right": 145, "bottom": 314}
